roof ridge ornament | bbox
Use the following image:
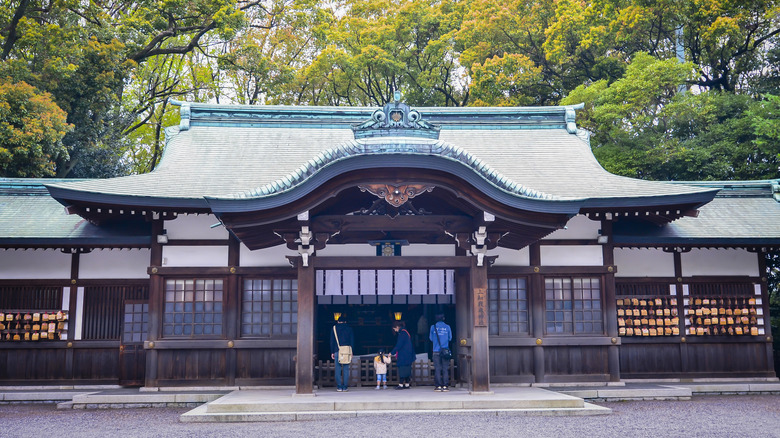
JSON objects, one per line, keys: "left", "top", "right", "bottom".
{"left": 353, "top": 91, "right": 440, "bottom": 139}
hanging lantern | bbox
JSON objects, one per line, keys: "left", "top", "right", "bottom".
{"left": 333, "top": 312, "right": 342, "bottom": 322}
{"left": 393, "top": 312, "right": 403, "bottom": 321}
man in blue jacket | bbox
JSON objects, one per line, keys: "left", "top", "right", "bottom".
{"left": 429, "top": 313, "right": 452, "bottom": 391}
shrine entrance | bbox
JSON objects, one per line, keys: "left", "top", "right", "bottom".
{"left": 315, "top": 269, "right": 456, "bottom": 353}
{"left": 313, "top": 268, "right": 458, "bottom": 387}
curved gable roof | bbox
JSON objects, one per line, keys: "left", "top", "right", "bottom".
{"left": 45, "top": 102, "right": 717, "bottom": 216}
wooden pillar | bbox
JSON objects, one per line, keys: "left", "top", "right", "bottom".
{"left": 601, "top": 220, "right": 620, "bottom": 382}
{"left": 296, "top": 259, "right": 315, "bottom": 394}
{"left": 529, "top": 243, "right": 545, "bottom": 383}
{"left": 65, "top": 251, "right": 80, "bottom": 380}
{"left": 225, "top": 235, "right": 240, "bottom": 386}
{"left": 145, "top": 218, "right": 164, "bottom": 387}
{"left": 470, "top": 257, "right": 490, "bottom": 392}
{"left": 454, "top": 268, "right": 471, "bottom": 386}
{"left": 673, "top": 250, "right": 688, "bottom": 374}
{"left": 757, "top": 252, "right": 775, "bottom": 372}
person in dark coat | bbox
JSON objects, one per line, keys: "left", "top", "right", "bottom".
{"left": 330, "top": 316, "right": 354, "bottom": 392}
{"left": 390, "top": 321, "right": 415, "bottom": 389}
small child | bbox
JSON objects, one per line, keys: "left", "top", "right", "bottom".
{"left": 374, "top": 350, "right": 391, "bottom": 389}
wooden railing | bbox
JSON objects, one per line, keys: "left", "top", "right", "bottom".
{"left": 316, "top": 357, "right": 456, "bottom": 388}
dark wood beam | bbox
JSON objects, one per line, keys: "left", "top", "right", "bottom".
{"left": 310, "top": 256, "right": 472, "bottom": 269}
{"left": 312, "top": 214, "right": 475, "bottom": 233}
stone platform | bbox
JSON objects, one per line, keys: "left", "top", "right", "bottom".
{"left": 179, "top": 386, "right": 611, "bottom": 422}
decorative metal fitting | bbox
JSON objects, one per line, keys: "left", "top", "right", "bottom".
{"left": 227, "top": 341, "right": 234, "bottom": 348}
{"left": 535, "top": 338, "right": 543, "bottom": 345}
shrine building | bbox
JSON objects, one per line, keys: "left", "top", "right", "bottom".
{"left": 0, "top": 96, "right": 777, "bottom": 391}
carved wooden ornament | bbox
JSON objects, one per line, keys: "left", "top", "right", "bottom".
{"left": 359, "top": 184, "right": 434, "bottom": 207}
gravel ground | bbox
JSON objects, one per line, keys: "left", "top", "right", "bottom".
{"left": 2, "top": 395, "right": 779, "bottom": 438}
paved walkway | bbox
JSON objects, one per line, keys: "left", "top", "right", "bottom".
{"left": 2, "top": 395, "right": 780, "bottom": 437}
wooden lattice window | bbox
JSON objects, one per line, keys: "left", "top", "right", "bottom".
{"left": 163, "top": 279, "right": 223, "bottom": 337}
{"left": 488, "top": 277, "right": 529, "bottom": 335}
{"left": 545, "top": 277, "right": 603, "bottom": 335}
{"left": 122, "top": 301, "right": 149, "bottom": 343}
{"left": 241, "top": 278, "right": 297, "bottom": 337}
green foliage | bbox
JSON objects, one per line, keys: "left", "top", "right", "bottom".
{"left": 278, "top": 0, "right": 467, "bottom": 107}
{"left": 469, "top": 54, "right": 542, "bottom": 106}
{"left": 0, "top": 79, "right": 71, "bottom": 177}
{"left": 0, "top": 0, "right": 250, "bottom": 176}
{"left": 563, "top": 53, "right": 780, "bottom": 181}
{"left": 0, "top": 0, "right": 778, "bottom": 176}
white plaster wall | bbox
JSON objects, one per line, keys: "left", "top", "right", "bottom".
{"left": 0, "top": 249, "right": 71, "bottom": 279}
{"left": 540, "top": 245, "right": 603, "bottom": 266}
{"left": 317, "top": 244, "right": 376, "bottom": 257}
{"left": 162, "top": 246, "right": 228, "bottom": 267}
{"left": 164, "top": 214, "right": 229, "bottom": 240}
{"left": 682, "top": 248, "right": 759, "bottom": 277}
{"left": 79, "top": 249, "right": 151, "bottom": 279}
{"left": 614, "top": 248, "right": 675, "bottom": 277}
{"left": 491, "top": 247, "right": 531, "bottom": 266}
{"left": 545, "top": 214, "right": 601, "bottom": 240}
{"left": 240, "top": 244, "right": 296, "bottom": 267}
{"left": 403, "top": 244, "right": 456, "bottom": 256}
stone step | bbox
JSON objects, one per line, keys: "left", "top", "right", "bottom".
{"left": 205, "top": 387, "right": 583, "bottom": 413}
{"left": 559, "top": 385, "right": 693, "bottom": 401}
{"left": 179, "top": 387, "right": 602, "bottom": 422}
{"left": 182, "top": 403, "right": 611, "bottom": 422}
{"left": 676, "top": 382, "right": 780, "bottom": 394}
{"left": 0, "top": 390, "right": 92, "bottom": 403}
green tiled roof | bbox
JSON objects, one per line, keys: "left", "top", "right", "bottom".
{"left": 0, "top": 179, "right": 151, "bottom": 247}
{"left": 45, "top": 102, "right": 717, "bottom": 214}
{"left": 613, "top": 181, "right": 780, "bottom": 245}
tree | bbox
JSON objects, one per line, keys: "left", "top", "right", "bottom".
{"left": 0, "top": 0, "right": 250, "bottom": 177}
{"left": 0, "top": 80, "right": 71, "bottom": 177}
{"left": 457, "top": 0, "right": 569, "bottom": 105}
{"left": 563, "top": 53, "right": 780, "bottom": 181}
{"left": 281, "top": 0, "right": 467, "bottom": 107}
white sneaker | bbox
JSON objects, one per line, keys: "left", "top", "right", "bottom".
{"left": 375, "top": 386, "right": 380, "bottom": 390}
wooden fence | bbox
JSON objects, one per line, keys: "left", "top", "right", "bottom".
{"left": 316, "top": 357, "right": 456, "bottom": 388}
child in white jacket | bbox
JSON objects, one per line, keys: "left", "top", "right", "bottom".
{"left": 374, "top": 350, "right": 391, "bottom": 389}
